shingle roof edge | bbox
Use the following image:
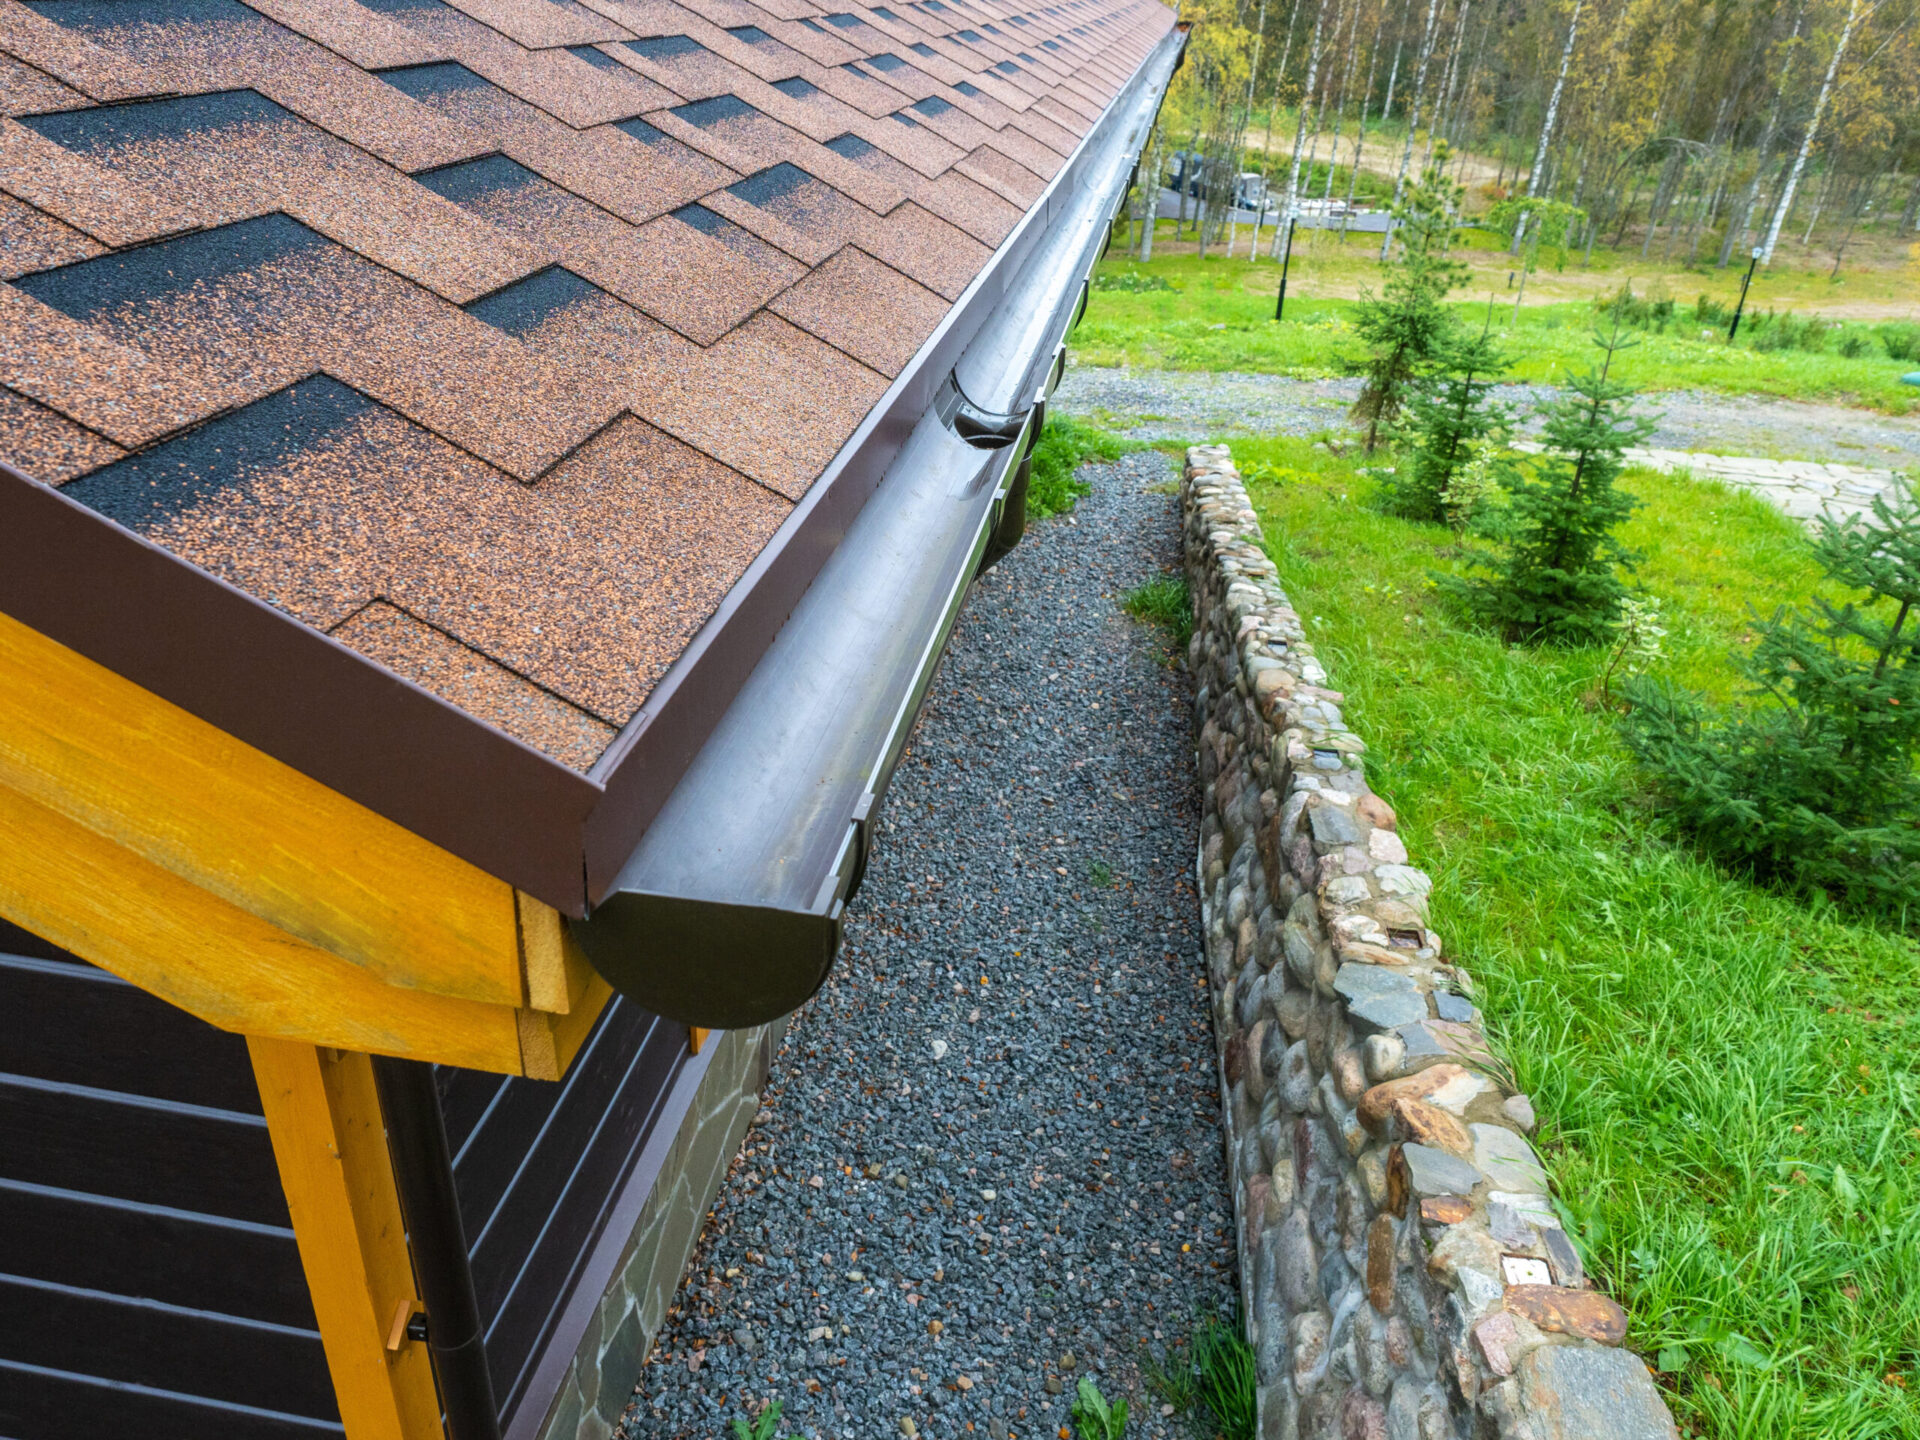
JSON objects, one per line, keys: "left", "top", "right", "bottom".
{"left": 0, "top": 11, "right": 1183, "bottom": 917}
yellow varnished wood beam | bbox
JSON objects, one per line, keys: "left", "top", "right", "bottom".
{"left": 0, "top": 778, "right": 530, "bottom": 1071}
{"left": 516, "top": 971, "right": 614, "bottom": 1080}
{"left": 515, "top": 890, "right": 597, "bottom": 1015}
{"left": 0, "top": 609, "right": 524, "bottom": 1008}
{"left": 248, "top": 1039, "right": 442, "bottom": 1440}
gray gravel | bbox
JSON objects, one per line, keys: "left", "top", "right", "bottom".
{"left": 1056, "top": 365, "right": 1920, "bottom": 467}
{"left": 617, "top": 449, "right": 1234, "bottom": 1440}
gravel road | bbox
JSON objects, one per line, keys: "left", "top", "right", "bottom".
{"left": 1055, "top": 365, "right": 1920, "bottom": 468}
{"left": 617, "top": 450, "right": 1233, "bottom": 1440}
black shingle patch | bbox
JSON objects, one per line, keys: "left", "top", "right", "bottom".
{"left": 21, "top": 0, "right": 252, "bottom": 33}
{"left": 981, "top": 22, "right": 1002, "bottom": 33}
{"left": 912, "top": 95, "right": 953, "bottom": 116}
{"left": 863, "top": 52, "right": 906, "bottom": 71}
{"left": 465, "top": 265, "right": 603, "bottom": 336}
{"left": 870, "top": 5, "right": 901, "bottom": 17}
{"left": 727, "top": 162, "right": 809, "bottom": 207}
{"left": 772, "top": 76, "right": 820, "bottom": 97}
{"left": 910, "top": 41, "right": 936, "bottom": 55}
{"left": 954, "top": 80, "right": 980, "bottom": 94}
{"left": 921, "top": 1, "right": 948, "bottom": 11}
{"left": 15, "top": 212, "right": 328, "bottom": 324}
{"left": 566, "top": 44, "right": 623, "bottom": 69}
{"left": 62, "top": 376, "right": 374, "bottom": 531}
{"left": 346, "top": 0, "right": 451, "bottom": 12}
{"left": 671, "top": 203, "right": 728, "bottom": 234}
{"left": 413, "top": 153, "right": 543, "bottom": 203}
{"left": 378, "top": 61, "right": 493, "bottom": 99}
{"left": 956, "top": 28, "right": 983, "bottom": 40}
{"left": 726, "top": 24, "right": 773, "bottom": 42}
{"left": 799, "top": 17, "right": 826, "bottom": 30}
{"left": 1009, "top": 13, "right": 1030, "bottom": 22}
{"left": 889, "top": 111, "right": 917, "bottom": 125}
{"left": 625, "top": 33, "right": 704, "bottom": 59}
{"left": 823, "top": 12, "right": 862, "bottom": 25}
{"left": 21, "top": 87, "right": 293, "bottom": 154}
{"left": 995, "top": 59, "right": 1020, "bottom": 72}
{"left": 825, "top": 132, "right": 875, "bottom": 158}
{"left": 673, "top": 94, "right": 757, "bottom": 127}
{"left": 1019, "top": 51, "right": 1039, "bottom": 61}
{"left": 614, "top": 116, "right": 670, "bottom": 144}
{"left": 1041, "top": 37, "right": 1062, "bottom": 48}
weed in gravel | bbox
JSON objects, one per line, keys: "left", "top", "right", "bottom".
{"left": 729, "top": 1399, "right": 783, "bottom": 1440}
{"left": 1123, "top": 572, "right": 1194, "bottom": 650}
{"left": 1070, "top": 1377, "right": 1129, "bottom": 1439}
{"left": 1190, "top": 1317, "right": 1257, "bottom": 1440}
{"left": 1029, "top": 415, "right": 1136, "bottom": 518}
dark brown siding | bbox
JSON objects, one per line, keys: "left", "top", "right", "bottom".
{"left": 0, "top": 920, "right": 341, "bottom": 1440}
{"left": 439, "top": 998, "right": 691, "bottom": 1427}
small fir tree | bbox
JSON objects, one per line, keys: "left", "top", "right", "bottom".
{"left": 1438, "top": 322, "right": 1650, "bottom": 644}
{"left": 1621, "top": 474, "right": 1920, "bottom": 917}
{"left": 1348, "top": 145, "right": 1470, "bottom": 452}
{"left": 1381, "top": 301, "right": 1510, "bottom": 522}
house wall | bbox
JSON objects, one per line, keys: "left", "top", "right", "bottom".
{"left": 1180, "top": 447, "right": 1681, "bottom": 1440}
{"left": 520, "top": 1021, "right": 782, "bottom": 1440}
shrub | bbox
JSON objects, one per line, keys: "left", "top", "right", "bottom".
{"left": 1190, "top": 1316, "right": 1257, "bottom": 1440}
{"left": 1027, "top": 414, "right": 1127, "bottom": 518}
{"left": 1693, "top": 293, "right": 1730, "bottom": 327}
{"left": 1381, "top": 314, "right": 1510, "bottom": 523}
{"left": 1092, "top": 270, "right": 1175, "bottom": 293}
{"left": 1837, "top": 328, "right": 1875, "bottom": 359}
{"left": 1621, "top": 473, "right": 1920, "bottom": 920}
{"left": 730, "top": 1399, "right": 783, "bottom": 1440}
{"left": 1880, "top": 321, "right": 1920, "bottom": 362}
{"left": 1436, "top": 324, "right": 1649, "bottom": 645}
{"left": 1348, "top": 145, "right": 1469, "bottom": 450}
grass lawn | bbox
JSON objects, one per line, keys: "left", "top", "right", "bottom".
{"left": 1077, "top": 242, "right": 1920, "bottom": 415}
{"left": 1225, "top": 438, "right": 1920, "bottom": 1437}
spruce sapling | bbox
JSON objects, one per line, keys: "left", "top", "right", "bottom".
{"left": 1382, "top": 296, "right": 1510, "bottom": 522}
{"left": 1439, "top": 318, "right": 1649, "bottom": 644}
{"left": 1622, "top": 473, "right": 1920, "bottom": 917}
{"left": 1348, "top": 144, "right": 1469, "bottom": 452}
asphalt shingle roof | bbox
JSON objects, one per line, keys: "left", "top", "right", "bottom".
{"left": 0, "top": 0, "right": 1173, "bottom": 769}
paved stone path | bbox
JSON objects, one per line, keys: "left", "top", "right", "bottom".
{"left": 1530, "top": 444, "right": 1905, "bottom": 527}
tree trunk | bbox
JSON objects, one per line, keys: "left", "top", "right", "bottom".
{"left": 1283, "top": 0, "right": 1331, "bottom": 225}
{"left": 1512, "top": 0, "right": 1583, "bottom": 254}
{"left": 1762, "top": 0, "right": 1864, "bottom": 267}
{"left": 1421, "top": 0, "right": 1468, "bottom": 173}
{"left": 1380, "top": 0, "right": 1443, "bottom": 259}
{"left": 1902, "top": 169, "right": 1920, "bottom": 229}
{"left": 1322, "top": 0, "right": 1362, "bottom": 204}
{"left": 1341, "top": 16, "right": 1385, "bottom": 234}
{"left": 1138, "top": 143, "right": 1161, "bottom": 260}
{"left": 1380, "top": 0, "right": 1415, "bottom": 122}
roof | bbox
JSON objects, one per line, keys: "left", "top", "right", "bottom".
{"left": 0, "top": 0, "right": 1173, "bottom": 778}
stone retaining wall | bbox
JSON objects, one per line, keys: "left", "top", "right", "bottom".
{"left": 1180, "top": 445, "right": 1681, "bottom": 1440}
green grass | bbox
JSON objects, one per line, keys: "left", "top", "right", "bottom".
{"left": 1121, "top": 571, "right": 1193, "bottom": 651}
{"left": 1232, "top": 435, "right": 1920, "bottom": 1437}
{"left": 1028, "top": 412, "right": 1137, "bottom": 518}
{"left": 1075, "top": 247, "right": 1920, "bottom": 415}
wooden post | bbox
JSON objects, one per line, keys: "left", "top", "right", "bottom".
{"left": 249, "top": 1038, "right": 443, "bottom": 1440}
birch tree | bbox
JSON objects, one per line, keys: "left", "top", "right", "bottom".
{"left": 1380, "top": 0, "right": 1445, "bottom": 258}
{"left": 1511, "top": 0, "right": 1584, "bottom": 253}
{"left": 1763, "top": 0, "right": 1872, "bottom": 264}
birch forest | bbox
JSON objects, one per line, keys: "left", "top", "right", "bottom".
{"left": 1140, "top": 0, "right": 1920, "bottom": 272}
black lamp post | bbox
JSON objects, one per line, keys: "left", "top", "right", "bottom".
{"left": 1274, "top": 215, "right": 1298, "bottom": 321}
{"left": 1727, "top": 245, "right": 1763, "bottom": 342}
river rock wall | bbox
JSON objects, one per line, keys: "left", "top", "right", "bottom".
{"left": 1181, "top": 444, "right": 1680, "bottom": 1440}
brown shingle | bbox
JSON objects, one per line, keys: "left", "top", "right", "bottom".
{"left": 0, "top": 47, "right": 85, "bottom": 114}
{"left": 635, "top": 312, "right": 886, "bottom": 498}
{"left": 396, "top": 65, "right": 733, "bottom": 227}
{"left": 0, "top": 188, "right": 102, "bottom": 276}
{"left": 332, "top": 602, "right": 619, "bottom": 770}
{"left": 0, "top": 0, "right": 154, "bottom": 99}
{"left": 0, "top": 381, "right": 123, "bottom": 479}
{"left": 441, "top": 0, "right": 633, "bottom": 49}
{"left": 769, "top": 243, "right": 945, "bottom": 375}
{"left": 0, "top": 281, "right": 218, "bottom": 444}
{"left": 0, "top": 115, "right": 195, "bottom": 246}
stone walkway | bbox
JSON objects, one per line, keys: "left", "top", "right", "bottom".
{"left": 1520, "top": 444, "right": 1905, "bottom": 527}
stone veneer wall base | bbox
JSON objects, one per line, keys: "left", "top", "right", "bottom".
{"left": 528, "top": 1021, "right": 783, "bottom": 1440}
{"left": 1180, "top": 446, "right": 1681, "bottom": 1440}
